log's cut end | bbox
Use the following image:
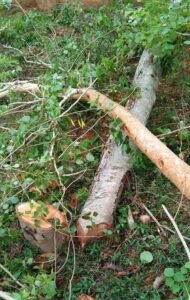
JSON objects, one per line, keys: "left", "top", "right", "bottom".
{"left": 16, "top": 200, "right": 68, "bottom": 253}
{"left": 77, "top": 219, "right": 112, "bottom": 248}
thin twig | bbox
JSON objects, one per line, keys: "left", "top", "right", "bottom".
{"left": 157, "top": 125, "right": 190, "bottom": 138}
{"left": 0, "top": 263, "right": 25, "bottom": 288}
{"left": 1, "top": 44, "right": 52, "bottom": 68}
{"left": 174, "top": 185, "right": 185, "bottom": 220}
{"left": 162, "top": 205, "right": 190, "bottom": 260}
{"left": 68, "top": 237, "right": 76, "bottom": 300}
{"left": 56, "top": 239, "right": 71, "bottom": 274}
{"left": 49, "top": 127, "right": 72, "bottom": 225}
{"left": 141, "top": 203, "right": 167, "bottom": 237}
{"left": 0, "top": 126, "right": 10, "bottom": 131}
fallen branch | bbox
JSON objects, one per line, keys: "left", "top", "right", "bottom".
{"left": 64, "top": 88, "right": 190, "bottom": 199}
{"left": 76, "top": 50, "right": 161, "bottom": 246}
{"left": 0, "top": 81, "right": 40, "bottom": 99}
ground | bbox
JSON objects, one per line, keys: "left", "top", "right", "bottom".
{"left": 0, "top": 1, "right": 190, "bottom": 299}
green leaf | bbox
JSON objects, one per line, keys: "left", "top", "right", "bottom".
{"left": 6, "top": 145, "right": 14, "bottom": 153}
{"left": 184, "top": 40, "right": 190, "bottom": 45}
{"left": 180, "top": 267, "right": 188, "bottom": 274}
{"left": 75, "top": 159, "right": 83, "bottom": 165}
{"left": 34, "top": 220, "right": 40, "bottom": 228}
{"left": 174, "top": 272, "right": 184, "bottom": 282}
{"left": 179, "top": 129, "right": 189, "bottom": 141}
{"left": 86, "top": 152, "right": 95, "bottom": 162}
{"left": 21, "top": 115, "right": 30, "bottom": 123}
{"left": 13, "top": 163, "right": 20, "bottom": 168}
{"left": 0, "top": 229, "right": 6, "bottom": 237}
{"left": 2, "top": 203, "right": 9, "bottom": 210}
{"left": 164, "top": 268, "right": 174, "bottom": 277}
{"left": 172, "top": 284, "right": 181, "bottom": 293}
{"left": 140, "top": 251, "right": 153, "bottom": 263}
{"left": 104, "top": 229, "right": 113, "bottom": 235}
{"left": 166, "top": 277, "right": 174, "bottom": 288}
{"left": 9, "top": 196, "right": 19, "bottom": 204}
{"left": 184, "top": 262, "right": 190, "bottom": 269}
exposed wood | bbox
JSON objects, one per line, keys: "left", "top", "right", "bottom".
{"left": 17, "top": 200, "right": 68, "bottom": 253}
{"left": 76, "top": 50, "right": 161, "bottom": 246}
{"left": 62, "top": 85, "right": 190, "bottom": 229}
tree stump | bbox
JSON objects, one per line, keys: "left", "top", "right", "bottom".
{"left": 16, "top": 200, "right": 68, "bottom": 253}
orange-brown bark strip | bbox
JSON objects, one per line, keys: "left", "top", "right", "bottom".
{"left": 71, "top": 88, "right": 190, "bottom": 200}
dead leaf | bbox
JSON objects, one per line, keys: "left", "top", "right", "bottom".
{"left": 68, "top": 193, "right": 81, "bottom": 209}
{"left": 118, "top": 271, "right": 127, "bottom": 277}
{"left": 132, "top": 210, "right": 139, "bottom": 215}
{"left": 139, "top": 215, "right": 151, "bottom": 223}
{"left": 78, "top": 295, "right": 95, "bottom": 300}
{"left": 82, "top": 130, "right": 95, "bottom": 139}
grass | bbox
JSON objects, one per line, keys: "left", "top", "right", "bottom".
{"left": 0, "top": 1, "right": 190, "bottom": 299}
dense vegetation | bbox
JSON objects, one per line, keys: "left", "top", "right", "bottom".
{"left": 0, "top": 0, "right": 190, "bottom": 299}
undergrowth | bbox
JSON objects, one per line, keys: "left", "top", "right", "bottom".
{"left": 0, "top": 1, "right": 190, "bottom": 299}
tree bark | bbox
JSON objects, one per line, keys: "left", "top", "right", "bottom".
{"left": 77, "top": 50, "right": 160, "bottom": 246}
{"left": 62, "top": 75, "right": 190, "bottom": 232}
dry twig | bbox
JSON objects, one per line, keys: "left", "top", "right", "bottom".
{"left": 162, "top": 205, "right": 190, "bottom": 260}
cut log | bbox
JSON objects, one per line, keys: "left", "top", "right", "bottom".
{"left": 77, "top": 50, "right": 160, "bottom": 246}
{"left": 16, "top": 200, "right": 68, "bottom": 253}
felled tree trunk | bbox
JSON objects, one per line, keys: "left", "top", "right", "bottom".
{"left": 62, "top": 71, "right": 190, "bottom": 241}
{"left": 77, "top": 50, "right": 160, "bottom": 246}
{"left": 17, "top": 201, "right": 68, "bottom": 252}
{"left": 66, "top": 88, "right": 190, "bottom": 197}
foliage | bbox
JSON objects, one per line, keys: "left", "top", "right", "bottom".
{"left": 0, "top": 0, "right": 190, "bottom": 299}
{"left": 164, "top": 262, "right": 190, "bottom": 299}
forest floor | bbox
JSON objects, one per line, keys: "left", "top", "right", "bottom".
{"left": 0, "top": 2, "right": 190, "bottom": 300}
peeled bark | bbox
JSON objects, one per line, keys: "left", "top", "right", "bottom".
{"left": 77, "top": 50, "right": 160, "bottom": 246}
{"left": 17, "top": 200, "right": 68, "bottom": 253}
{"left": 63, "top": 86, "right": 190, "bottom": 219}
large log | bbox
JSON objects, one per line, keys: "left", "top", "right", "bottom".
{"left": 77, "top": 50, "right": 160, "bottom": 246}
{"left": 62, "top": 80, "right": 190, "bottom": 231}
